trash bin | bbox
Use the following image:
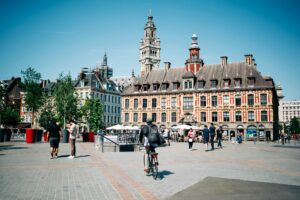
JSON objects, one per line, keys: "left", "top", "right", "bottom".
{"left": 63, "top": 129, "right": 69, "bottom": 143}
{"left": 4, "top": 129, "right": 12, "bottom": 142}
{"left": 26, "top": 128, "right": 36, "bottom": 144}
{"left": 43, "top": 131, "right": 48, "bottom": 142}
{"left": 89, "top": 132, "right": 95, "bottom": 142}
{"left": 35, "top": 129, "right": 43, "bottom": 142}
{"left": 0, "top": 128, "right": 4, "bottom": 142}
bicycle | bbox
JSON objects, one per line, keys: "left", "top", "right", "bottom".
{"left": 143, "top": 150, "right": 159, "bottom": 180}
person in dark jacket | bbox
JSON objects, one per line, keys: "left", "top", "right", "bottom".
{"left": 217, "top": 127, "right": 223, "bottom": 148}
{"left": 209, "top": 123, "right": 216, "bottom": 150}
{"left": 203, "top": 125, "right": 210, "bottom": 151}
{"left": 47, "top": 120, "right": 62, "bottom": 159}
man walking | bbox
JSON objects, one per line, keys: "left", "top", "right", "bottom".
{"left": 47, "top": 120, "right": 62, "bottom": 159}
{"left": 217, "top": 126, "right": 223, "bottom": 148}
{"left": 68, "top": 120, "right": 78, "bottom": 158}
{"left": 203, "top": 125, "right": 210, "bottom": 151}
{"left": 209, "top": 123, "right": 216, "bottom": 150}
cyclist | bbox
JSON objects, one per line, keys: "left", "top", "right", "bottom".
{"left": 139, "top": 119, "right": 159, "bottom": 173}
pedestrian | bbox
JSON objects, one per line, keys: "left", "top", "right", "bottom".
{"left": 209, "top": 123, "right": 216, "bottom": 150}
{"left": 187, "top": 128, "right": 194, "bottom": 150}
{"left": 280, "top": 132, "right": 285, "bottom": 145}
{"left": 47, "top": 120, "right": 62, "bottom": 159}
{"left": 203, "top": 125, "right": 209, "bottom": 151}
{"left": 68, "top": 119, "right": 79, "bottom": 158}
{"left": 166, "top": 128, "right": 171, "bottom": 146}
{"left": 217, "top": 126, "right": 223, "bottom": 148}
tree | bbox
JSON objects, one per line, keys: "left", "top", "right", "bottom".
{"left": 1, "top": 106, "right": 20, "bottom": 127}
{"left": 39, "top": 100, "right": 55, "bottom": 130}
{"left": 21, "top": 67, "right": 44, "bottom": 127}
{"left": 289, "top": 117, "right": 300, "bottom": 135}
{"left": 0, "top": 81, "right": 6, "bottom": 126}
{"left": 80, "top": 98, "right": 103, "bottom": 132}
{"left": 54, "top": 73, "right": 78, "bottom": 129}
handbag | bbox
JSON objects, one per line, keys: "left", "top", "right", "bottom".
{"left": 188, "top": 138, "right": 193, "bottom": 142}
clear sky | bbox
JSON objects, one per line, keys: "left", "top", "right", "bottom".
{"left": 0, "top": 0, "right": 299, "bottom": 100}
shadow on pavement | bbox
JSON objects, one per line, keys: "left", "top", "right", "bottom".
{"left": 167, "top": 177, "right": 300, "bottom": 200}
{"left": 57, "top": 154, "right": 91, "bottom": 158}
{"left": 76, "top": 155, "right": 90, "bottom": 158}
{"left": 159, "top": 170, "right": 175, "bottom": 180}
{"left": 272, "top": 145, "right": 300, "bottom": 149}
{"left": 0, "top": 145, "right": 28, "bottom": 151}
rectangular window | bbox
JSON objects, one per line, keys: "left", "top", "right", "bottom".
{"left": 162, "top": 83, "right": 168, "bottom": 90}
{"left": 211, "top": 96, "right": 218, "bottom": 107}
{"left": 248, "top": 111, "right": 254, "bottom": 121}
{"left": 134, "top": 98, "right": 138, "bottom": 109}
{"left": 223, "top": 95, "right": 229, "bottom": 105}
{"left": 143, "top": 84, "right": 148, "bottom": 91}
{"left": 152, "top": 98, "right": 157, "bottom": 108}
{"left": 171, "top": 112, "right": 177, "bottom": 122}
{"left": 235, "top": 95, "right": 241, "bottom": 106}
{"left": 104, "top": 95, "right": 107, "bottom": 101}
{"left": 133, "top": 113, "right": 138, "bottom": 122}
{"left": 173, "top": 83, "right": 179, "bottom": 90}
{"left": 125, "top": 99, "right": 129, "bottom": 109}
{"left": 212, "top": 112, "right": 218, "bottom": 122}
{"left": 184, "top": 80, "right": 193, "bottom": 89}
{"left": 200, "top": 96, "right": 206, "bottom": 107}
{"left": 261, "top": 111, "right": 268, "bottom": 122}
{"left": 183, "top": 96, "right": 194, "bottom": 110}
{"left": 142, "top": 113, "right": 147, "bottom": 122}
{"left": 125, "top": 113, "right": 129, "bottom": 122}
{"left": 211, "top": 80, "right": 217, "bottom": 88}
{"left": 201, "top": 112, "right": 206, "bottom": 122}
{"left": 248, "top": 94, "right": 254, "bottom": 106}
{"left": 198, "top": 81, "right": 205, "bottom": 89}
{"left": 224, "top": 79, "right": 230, "bottom": 88}
{"left": 153, "top": 84, "right": 158, "bottom": 91}
{"left": 234, "top": 79, "right": 241, "bottom": 87}
{"left": 142, "top": 99, "right": 147, "bottom": 108}
{"left": 260, "top": 94, "right": 267, "bottom": 105}
{"left": 152, "top": 113, "right": 157, "bottom": 122}
{"left": 247, "top": 78, "right": 255, "bottom": 86}
{"left": 223, "top": 111, "right": 230, "bottom": 122}
{"left": 161, "top": 98, "right": 166, "bottom": 109}
{"left": 171, "top": 97, "right": 176, "bottom": 108}
{"left": 161, "top": 112, "right": 166, "bottom": 122}
{"left": 235, "top": 111, "right": 242, "bottom": 122}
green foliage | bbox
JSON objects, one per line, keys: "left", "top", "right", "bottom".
{"left": 289, "top": 117, "right": 300, "bottom": 134}
{"left": 39, "top": 100, "right": 55, "bottom": 130}
{"left": 21, "top": 67, "right": 44, "bottom": 126}
{"left": 1, "top": 106, "right": 20, "bottom": 127}
{"left": 54, "top": 73, "right": 78, "bottom": 129}
{"left": 80, "top": 98, "right": 103, "bottom": 132}
{"left": 0, "top": 81, "right": 6, "bottom": 125}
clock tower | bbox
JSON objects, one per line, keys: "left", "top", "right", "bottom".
{"left": 139, "top": 15, "right": 161, "bottom": 77}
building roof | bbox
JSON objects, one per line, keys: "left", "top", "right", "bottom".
{"left": 122, "top": 62, "right": 275, "bottom": 95}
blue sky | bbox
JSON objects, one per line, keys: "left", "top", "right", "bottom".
{"left": 0, "top": 0, "right": 299, "bottom": 100}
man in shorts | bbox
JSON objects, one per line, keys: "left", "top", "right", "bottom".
{"left": 47, "top": 120, "right": 62, "bottom": 159}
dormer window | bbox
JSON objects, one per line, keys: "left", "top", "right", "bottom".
{"left": 153, "top": 83, "right": 159, "bottom": 91}
{"left": 234, "top": 78, "right": 242, "bottom": 88}
{"left": 134, "top": 84, "right": 141, "bottom": 92}
{"left": 143, "top": 84, "right": 149, "bottom": 92}
{"left": 198, "top": 80, "right": 205, "bottom": 89}
{"left": 173, "top": 82, "right": 179, "bottom": 90}
{"left": 223, "top": 79, "right": 230, "bottom": 88}
{"left": 211, "top": 80, "right": 218, "bottom": 88}
{"left": 184, "top": 80, "right": 193, "bottom": 89}
{"left": 162, "top": 83, "right": 168, "bottom": 90}
{"left": 247, "top": 77, "right": 255, "bottom": 87}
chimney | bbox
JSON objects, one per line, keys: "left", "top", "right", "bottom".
{"left": 79, "top": 70, "right": 86, "bottom": 80}
{"left": 220, "top": 56, "right": 228, "bottom": 65}
{"left": 244, "top": 54, "right": 253, "bottom": 65}
{"left": 164, "top": 62, "right": 171, "bottom": 71}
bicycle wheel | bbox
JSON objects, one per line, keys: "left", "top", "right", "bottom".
{"left": 152, "top": 160, "right": 158, "bottom": 180}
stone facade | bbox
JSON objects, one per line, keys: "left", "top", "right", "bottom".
{"left": 121, "top": 15, "right": 279, "bottom": 140}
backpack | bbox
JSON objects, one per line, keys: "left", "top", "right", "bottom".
{"left": 143, "top": 124, "right": 165, "bottom": 145}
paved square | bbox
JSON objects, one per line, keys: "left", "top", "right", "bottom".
{"left": 0, "top": 140, "right": 300, "bottom": 200}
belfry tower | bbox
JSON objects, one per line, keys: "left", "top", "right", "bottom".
{"left": 139, "top": 15, "right": 161, "bottom": 77}
{"left": 185, "top": 34, "right": 204, "bottom": 73}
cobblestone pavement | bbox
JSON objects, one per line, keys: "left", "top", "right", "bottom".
{"left": 0, "top": 139, "right": 300, "bottom": 200}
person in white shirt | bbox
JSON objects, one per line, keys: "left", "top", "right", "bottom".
{"left": 68, "top": 120, "right": 78, "bottom": 158}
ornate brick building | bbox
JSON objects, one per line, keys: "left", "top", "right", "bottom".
{"left": 122, "top": 15, "right": 279, "bottom": 140}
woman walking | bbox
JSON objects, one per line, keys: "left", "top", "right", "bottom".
{"left": 187, "top": 128, "right": 194, "bottom": 150}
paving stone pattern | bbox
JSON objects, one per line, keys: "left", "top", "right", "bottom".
{"left": 0, "top": 140, "right": 300, "bottom": 200}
